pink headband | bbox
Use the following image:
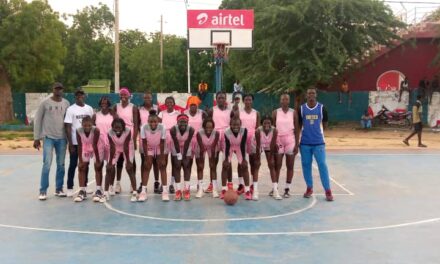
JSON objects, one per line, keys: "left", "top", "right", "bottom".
{"left": 120, "top": 87, "right": 131, "bottom": 96}
{"left": 177, "top": 115, "right": 189, "bottom": 122}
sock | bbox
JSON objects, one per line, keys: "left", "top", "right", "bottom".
{"left": 184, "top": 181, "right": 190, "bottom": 190}
{"left": 177, "top": 182, "right": 182, "bottom": 191}
{"left": 81, "top": 187, "right": 86, "bottom": 191}
{"left": 222, "top": 185, "right": 227, "bottom": 191}
{"left": 97, "top": 186, "right": 102, "bottom": 191}
{"left": 285, "top": 183, "right": 291, "bottom": 190}
{"left": 171, "top": 176, "right": 175, "bottom": 185}
{"left": 273, "top": 182, "right": 278, "bottom": 190}
{"left": 245, "top": 186, "right": 250, "bottom": 192}
{"left": 142, "top": 186, "right": 147, "bottom": 193}
{"left": 239, "top": 177, "right": 244, "bottom": 185}
{"left": 198, "top": 180, "right": 203, "bottom": 187}
{"left": 162, "top": 186, "right": 168, "bottom": 194}
{"left": 212, "top": 180, "right": 217, "bottom": 188}
{"left": 253, "top": 182, "right": 258, "bottom": 191}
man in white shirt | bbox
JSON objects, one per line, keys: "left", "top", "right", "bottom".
{"left": 232, "top": 79, "right": 243, "bottom": 102}
{"left": 64, "top": 88, "right": 94, "bottom": 196}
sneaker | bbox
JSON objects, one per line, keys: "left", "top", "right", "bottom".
{"left": 245, "top": 191, "right": 252, "bottom": 200}
{"left": 154, "top": 182, "right": 161, "bottom": 194}
{"left": 252, "top": 190, "right": 259, "bottom": 201}
{"left": 303, "top": 187, "right": 313, "bottom": 198}
{"left": 183, "top": 189, "right": 191, "bottom": 201}
{"left": 212, "top": 188, "right": 219, "bottom": 198}
{"left": 138, "top": 191, "right": 147, "bottom": 202}
{"left": 268, "top": 189, "right": 274, "bottom": 196}
{"left": 66, "top": 189, "right": 74, "bottom": 197}
{"left": 196, "top": 188, "right": 203, "bottom": 198}
{"left": 54, "top": 189, "right": 67, "bottom": 197}
{"left": 283, "top": 188, "right": 291, "bottom": 198}
{"left": 220, "top": 189, "right": 226, "bottom": 199}
{"left": 236, "top": 184, "right": 245, "bottom": 195}
{"left": 205, "top": 183, "right": 213, "bottom": 193}
{"left": 169, "top": 185, "right": 175, "bottom": 194}
{"left": 250, "top": 184, "right": 254, "bottom": 194}
{"left": 325, "top": 190, "right": 334, "bottom": 202}
{"left": 137, "top": 184, "right": 142, "bottom": 194}
{"left": 115, "top": 182, "right": 122, "bottom": 194}
{"left": 174, "top": 190, "right": 182, "bottom": 201}
{"left": 273, "top": 189, "right": 282, "bottom": 200}
{"left": 227, "top": 182, "right": 234, "bottom": 190}
{"left": 403, "top": 140, "right": 409, "bottom": 146}
{"left": 101, "top": 192, "right": 108, "bottom": 203}
{"left": 38, "top": 192, "right": 47, "bottom": 201}
{"left": 93, "top": 190, "right": 104, "bottom": 202}
{"left": 74, "top": 190, "right": 86, "bottom": 202}
{"left": 108, "top": 185, "right": 116, "bottom": 196}
{"left": 162, "top": 192, "right": 170, "bottom": 201}
{"left": 130, "top": 191, "right": 138, "bottom": 202}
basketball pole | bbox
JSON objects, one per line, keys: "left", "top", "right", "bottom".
{"left": 184, "top": 0, "right": 191, "bottom": 94}
{"left": 114, "top": 0, "right": 120, "bottom": 93}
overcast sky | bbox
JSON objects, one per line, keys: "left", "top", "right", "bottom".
{"left": 44, "top": 0, "right": 440, "bottom": 37}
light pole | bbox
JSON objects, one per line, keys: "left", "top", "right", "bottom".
{"left": 114, "top": 0, "right": 120, "bottom": 93}
{"left": 184, "top": 0, "right": 191, "bottom": 94}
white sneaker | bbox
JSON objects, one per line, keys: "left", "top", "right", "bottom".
{"left": 108, "top": 185, "right": 115, "bottom": 196}
{"left": 74, "top": 190, "right": 86, "bottom": 202}
{"left": 212, "top": 188, "right": 219, "bottom": 198}
{"left": 38, "top": 192, "right": 47, "bottom": 201}
{"left": 273, "top": 189, "right": 282, "bottom": 200}
{"left": 252, "top": 190, "right": 259, "bottom": 201}
{"left": 138, "top": 192, "right": 147, "bottom": 202}
{"left": 115, "top": 182, "right": 122, "bottom": 194}
{"left": 66, "top": 189, "right": 74, "bottom": 197}
{"left": 103, "top": 192, "right": 110, "bottom": 202}
{"left": 162, "top": 192, "right": 170, "bottom": 201}
{"left": 196, "top": 188, "right": 203, "bottom": 198}
{"left": 130, "top": 191, "right": 137, "bottom": 202}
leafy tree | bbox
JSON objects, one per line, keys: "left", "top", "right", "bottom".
{"left": 221, "top": 0, "right": 405, "bottom": 94}
{"left": 0, "top": 0, "right": 65, "bottom": 123}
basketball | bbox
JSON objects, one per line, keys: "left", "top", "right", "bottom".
{"left": 224, "top": 189, "right": 239, "bottom": 206}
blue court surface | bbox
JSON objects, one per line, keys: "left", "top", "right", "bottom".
{"left": 1, "top": 150, "right": 440, "bottom": 264}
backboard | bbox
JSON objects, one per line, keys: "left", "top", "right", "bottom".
{"left": 187, "top": 9, "right": 254, "bottom": 49}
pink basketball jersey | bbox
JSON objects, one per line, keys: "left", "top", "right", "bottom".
{"left": 258, "top": 126, "right": 274, "bottom": 151}
{"left": 95, "top": 111, "right": 113, "bottom": 146}
{"left": 212, "top": 106, "right": 231, "bottom": 133}
{"left": 116, "top": 103, "right": 134, "bottom": 134}
{"left": 184, "top": 109, "right": 203, "bottom": 132}
{"left": 240, "top": 108, "right": 257, "bottom": 139}
{"left": 139, "top": 105, "right": 158, "bottom": 126}
{"left": 77, "top": 127, "right": 96, "bottom": 160}
{"left": 276, "top": 108, "right": 295, "bottom": 136}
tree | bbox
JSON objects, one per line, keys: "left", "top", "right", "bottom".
{"left": 221, "top": 0, "right": 405, "bottom": 94}
{"left": 0, "top": 0, "right": 65, "bottom": 123}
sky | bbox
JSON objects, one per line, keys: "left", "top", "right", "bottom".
{"left": 44, "top": 0, "right": 440, "bottom": 37}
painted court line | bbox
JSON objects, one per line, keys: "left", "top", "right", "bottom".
{"left": 103, "top": 196, "right": 317, "bottom": 222}
{"left": 310, "top": 161, "right": 355, "bottom": 196}
{"left": 0, "top": 217, "right": 439, "bottom": 237}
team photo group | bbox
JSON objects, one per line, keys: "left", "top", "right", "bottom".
{"left": 34, "top": 83, "right": 333, "bottom": 204}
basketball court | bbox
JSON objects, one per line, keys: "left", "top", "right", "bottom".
{"left": 1, "top": 150, "right": 440, "bottom": 263}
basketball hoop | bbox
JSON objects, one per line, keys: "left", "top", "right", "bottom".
{"left": 212, "top": 42, "right": 230, "bottom": 64}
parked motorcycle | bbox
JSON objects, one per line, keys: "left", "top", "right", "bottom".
{"left": 374, "top": 105, "right": 412, "bottom": 127}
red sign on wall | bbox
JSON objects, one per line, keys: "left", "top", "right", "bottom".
{"left": 187, "top": 10, "right": 254, "bottom": 29}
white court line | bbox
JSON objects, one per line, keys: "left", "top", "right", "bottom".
{"left": 329, "top": 153, "right": 440, "bottom": 156}
{"left": 103, "top": 196, "right": 317, "bottom": 222}
{"left": 0, "top": 217, "right": 439, "bottom": 237}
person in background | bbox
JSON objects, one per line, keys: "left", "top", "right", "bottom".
{"left": 64, "top": 88, "right": 94, "bottom": 197}
{"left": 430, "top": 75, "right": 440, "bottom": 104}
{"left": 403, "top": 95, "right": 427, "bottom": 148}
{"left": 198, "top": 80, "right": 208, "bottom": 103}
{"left": 33, "top": 82, "right": 70, "bottom": 200}
{"left": 232, "top": 79, "right": 243, "bottom": 102}
{"left": 398, "top": 77, "right": 410, "bottom": 103}
{"left": 418, "top": 77, "right": 429, "bottom": 103}
{"left": 360, "top": 109, "right": 373, "bottom": 129}
{"left": 338, "top": 78, "right": 351, "bottom": 104}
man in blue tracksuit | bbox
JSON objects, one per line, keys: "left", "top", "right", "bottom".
{"left": 298, "top": 87, "right": 333, "bottom": 201}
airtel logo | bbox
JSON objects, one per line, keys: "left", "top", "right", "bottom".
{"left": 196, "top": 13, "right": 208, "bottom": 25}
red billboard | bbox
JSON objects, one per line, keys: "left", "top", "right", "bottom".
{"left": 187, "top": 9, "right": 254, "bottom": 29}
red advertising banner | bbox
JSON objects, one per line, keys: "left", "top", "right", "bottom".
{"left": 187, "top": 9, "right": 254, "bottom": 29}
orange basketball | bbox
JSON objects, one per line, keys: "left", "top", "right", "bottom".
{"left": 224, "top": 189, "right": 238, "bottom": 206}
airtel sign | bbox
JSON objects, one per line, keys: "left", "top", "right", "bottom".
{"left": 187, "top": 10, "right": 254, "bottom": 29}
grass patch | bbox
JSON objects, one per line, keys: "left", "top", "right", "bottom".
{"left": 0, "top": 131, "right": 33, "bottom": 140}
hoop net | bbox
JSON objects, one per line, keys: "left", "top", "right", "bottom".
{"left": 213, "top": 42, "right": 230, "bottom": 63}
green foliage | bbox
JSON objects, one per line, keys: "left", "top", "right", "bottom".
{"left": 221, "top": 0, "right": 405, "bottom": 93}
{"left": 0, "top": 0, "right": 65, "bottom": 91}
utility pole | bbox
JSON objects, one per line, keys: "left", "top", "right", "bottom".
{"left": 114, "top": 0, "right": 120, "bottom": 93}
{"left": 160, "top": 14, "right": 164, "bottom": 71}
{"left": 184, "top": 0, "right": 191, "bottom": 94}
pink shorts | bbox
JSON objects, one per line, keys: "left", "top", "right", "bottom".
{"left": 97, "top": 142, "right": 110, "bottom": 163}
{"left": 276, "top": 134, "right": 295, "bottom": 155}
{"left": 81, "top": 151, "right": 94, "bottom": 163}
{"left": 111, "top": 141, "right": 134, "bottom": 164}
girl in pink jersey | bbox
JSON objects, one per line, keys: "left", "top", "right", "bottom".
{"left": 272, "top": 93, "right": 300, "bottom": 198}
{"left": 139, "top": 91, "right": 162, "bottom": 194}
{"left": 195, "top": 119, "right": 219, "bottom": 198}
{"left": 140, "top": 110, "right": 169, "bottom": 202}
{"left": 113, "top": 88, "right": 139, "bottom": 194}
{"left": 93, "top": 96, "right": 115, "bottom": 196}
{"left": 208, "top": 91, "right": 234, "bottom": 193}
{"left": 251, "top": 115, "right": 280, "bottom": 200}
{"left": 221, "top": 117, "right": 252, "bottom": 200}
{"left": 158, "top": 96, "right": 180, "bottom": 194}
{"left": 170, "top": 114, "right": 195, "bottom": 201}
{"left": 238, "top": 94, "right": 260, "bottom": 197}
{"left": 74, "top": 116, "right": 101, "bottom": 202}
{"left": 105, "top": 118, "right": 137, "bottom": 202}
